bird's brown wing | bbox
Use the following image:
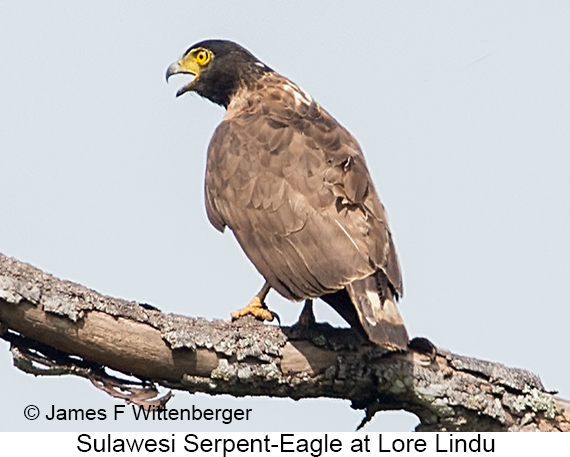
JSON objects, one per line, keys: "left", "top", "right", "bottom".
{"left": 205, "top": 76, "right": 406, "bottom": 347}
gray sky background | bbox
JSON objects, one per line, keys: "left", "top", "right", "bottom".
{"left": 1, "top": 2, "right": 569, "bottom": 432}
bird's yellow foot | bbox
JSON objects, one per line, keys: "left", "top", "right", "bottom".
{"left": 231, "top": 282, "right": 276, "bottom": 322}
{"left": 231, "top": 296, "right": 275, "bottom": 322}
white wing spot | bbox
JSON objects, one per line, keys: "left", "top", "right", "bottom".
{"left": 282, "top": 82, "right": 313, "bottom": 106}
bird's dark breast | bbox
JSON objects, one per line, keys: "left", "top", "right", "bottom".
{"left": 205, "top": 82, "right": 394, "bottom": 301}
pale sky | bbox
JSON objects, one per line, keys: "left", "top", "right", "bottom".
{"left": 1, "top": 1, "right": 569, "bottom": 432}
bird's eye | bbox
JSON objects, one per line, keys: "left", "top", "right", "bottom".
{"left": 195, "top": 50, "right": 211, "bottom": 66}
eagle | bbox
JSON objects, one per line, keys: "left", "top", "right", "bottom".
{"left": 166, "top": 40, "right": 408, "bottom": 350}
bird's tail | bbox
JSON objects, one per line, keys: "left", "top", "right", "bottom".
{"left": 345, "top": 273, "right": 408, "bottom": 350}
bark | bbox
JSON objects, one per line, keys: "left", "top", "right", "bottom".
{"left": 0, "top": 252, "right": 568, "bottom": 432}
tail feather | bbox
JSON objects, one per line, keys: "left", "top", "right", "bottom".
{"left": 345, "top": 273, "right": 408, "bottom": 350}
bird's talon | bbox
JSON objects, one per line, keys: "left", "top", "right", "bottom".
{"left": 269, "top": 310, "right": 281, "bottom": 325}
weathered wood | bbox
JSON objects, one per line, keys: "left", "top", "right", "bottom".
{"left": 0, "top": 252, "right": 568, "bottom": 431}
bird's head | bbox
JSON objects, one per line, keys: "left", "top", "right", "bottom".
{"left": 166, "top": 40, "right": 270, "bottom": 108}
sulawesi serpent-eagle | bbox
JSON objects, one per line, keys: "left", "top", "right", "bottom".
{"left": 166, "top": 40, "right": 408, "bottom": 349}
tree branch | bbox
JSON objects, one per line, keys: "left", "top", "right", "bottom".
{"left": 0, "top": 252, "right": 568, "bottom": 431}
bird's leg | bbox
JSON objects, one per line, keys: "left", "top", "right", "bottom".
{"left": 231, "top": 282, "right": 275, "bottom": 322}
{"left": 294, "top": 299, "right": 315, "bottom": 329}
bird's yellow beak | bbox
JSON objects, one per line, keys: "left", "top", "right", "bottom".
{"left": 165, "top": 55, "right": 201, "bottom": 97}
